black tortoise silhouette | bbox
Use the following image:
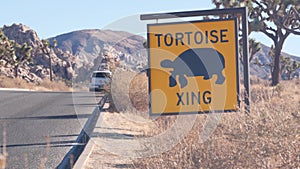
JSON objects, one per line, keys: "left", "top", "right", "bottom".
{"left": 160, "top": 48, "right": 226, "bottom": 88}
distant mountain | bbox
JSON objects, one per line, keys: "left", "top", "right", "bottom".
{"left": 251, "top": 44, "right": 300, "bottom": 79}
{"left": 0, "top": 23, "right": 299, "bottom": 84}
{"left": 48, "top": 29, "right": 147, "bottom": 67}
{"left": 0, "top": 24, "right": 147, "bottom": 83}
{"left": 48, "top": 29, "right": 147, "bottom": 82}
{"left": 50, "top": 29, "right": 300, "bottom": 81}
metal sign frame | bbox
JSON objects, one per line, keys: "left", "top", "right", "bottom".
{"left": 141, "top": 7, "right": 250, "bottom": 114}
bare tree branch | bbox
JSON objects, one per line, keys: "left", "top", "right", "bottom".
{"left": 261, "top": 27, "right": 277, "bottom": 42}
{"left": 266, "top": 25, "right": 277, "bottom": 35}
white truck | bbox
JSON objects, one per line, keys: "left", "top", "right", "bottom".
{"left": 89, "top": 70, "right": 112, "bottom": 92}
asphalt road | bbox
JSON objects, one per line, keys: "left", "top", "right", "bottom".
{"left": 0, "top": 90, "right": 101, "bottom": 169}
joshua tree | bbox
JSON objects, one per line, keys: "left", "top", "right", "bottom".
{"left": 143, "top": 41, "right": 147, "bottom": 48}
{"left": 239, "top": 38, "right": 262, "bottom": 64}
{"left": 40, "top": 39, "right": 57, "bottom": 81}
{"left": 0, "top": 30, "right": 15, "bottom": 64}
{"left": 285, "top": 59, "right": 300, "bottom": 80}
{"left": 0, "top": 29, "right": 32, "bottom": 78}
{"left": 254, "top": 45, "right": 299, "bottom": 80}
{"left": 13, "top": 43, "right": 32, "bottom": 77}
{"left": 212, "top": 0, "right": 300, "bottom": 86}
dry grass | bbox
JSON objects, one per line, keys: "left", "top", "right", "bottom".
{"left": 0, "top": 123, "right": 6, "bottom": 169}
{"left": 0, "top": 75, "right": 31, "bottom": 89}
{"left": 0, "top": 75, "right": 71, "bottom": 91}
{"left": 129, "top": 72, "right": 149, "bottom": 113}
{"left": 0, "top": 155, "right": 5, "bottom": 169}
{"left": 37, "top": 79, "right": 71, "bottom": 91}
{"left": 108, "top": 70, "right": 149, "bottom": 115}
{"left": 129, "top": 78, "right": 300, "bottom": 168}
{"left": 0, "top": 125, "right": 52, "bottom": 169}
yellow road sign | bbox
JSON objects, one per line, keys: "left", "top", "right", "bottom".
{"left": 147, "top": 18, "right": 239, "bottom": 115}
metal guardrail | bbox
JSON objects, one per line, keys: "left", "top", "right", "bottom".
{"left": 57, "top": 93, "right": 108, "bottom": 169}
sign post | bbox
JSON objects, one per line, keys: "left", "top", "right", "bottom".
{"left": 141, "top": 7, "right": 250, "bottom": 115}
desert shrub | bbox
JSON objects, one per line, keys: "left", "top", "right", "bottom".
{"left": 0, "top": 75, "right": 32, "bottom": 89}
{"left": 129, "top": 72, "right": 148, "bottom": 112}
{"left": 108, "top": 69, "right": 149, "bottom": 115}
{"left": 0, "top": 75, "right": 71, "bottom": 91}
{"left": 131, "top": 79, "right": 300, "bottom": 168}
{"left": 38, "top": 79, "right": 70, "bottom": 91}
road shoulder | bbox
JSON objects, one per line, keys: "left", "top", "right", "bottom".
{"left": 79, "top": 111, "right": 152, "bottom": 169}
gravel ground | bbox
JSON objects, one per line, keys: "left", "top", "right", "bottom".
{"left": 82, "top": 111, "right": 153, "bottom": 169}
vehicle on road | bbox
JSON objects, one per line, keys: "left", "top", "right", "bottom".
{"left": 89, "top": 70, "right": 112, "bottom": 92}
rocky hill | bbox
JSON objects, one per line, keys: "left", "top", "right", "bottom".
{"left": 48, "top": 29, "right": 147, "bottom": 81}
{"left": 49, "top": 29, "right": 146, "bottom": 62}
{"left": 1, "top": 23, "right": 77, "bottom": 83}
{"left": 0, "top": 23, "right": 299, "bottom": 85}
{"left": 50, "top": 29, "right": 299, "bottom": 81}
{"left": 0, "top": 24, "right": 147, "bottom": 83}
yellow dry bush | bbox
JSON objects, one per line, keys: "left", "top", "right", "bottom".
{"left": 0, "top": 75, "right": 71, "bottom": 91}
{"left": 131, "top": 78, "right": 300, "bottom": 168}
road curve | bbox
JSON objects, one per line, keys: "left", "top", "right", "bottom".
{"left": 0, "top": 90, "right": 100, "bottom": 169}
